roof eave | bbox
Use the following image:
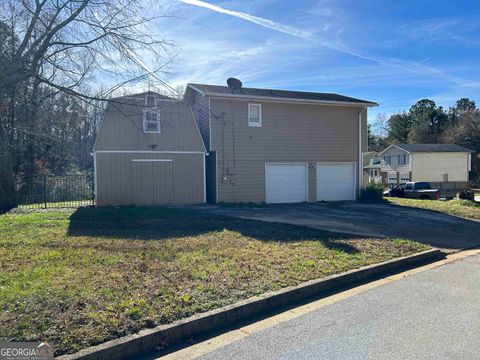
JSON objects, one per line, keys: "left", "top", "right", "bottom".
{"left": 186, "top": 83, "right": 205, "bottom": 97}
{"left": 204, "top": 92, "right": 378, "bottom": 107}
{"left": 379, "top": 144, "right": 411, "bottom": 155}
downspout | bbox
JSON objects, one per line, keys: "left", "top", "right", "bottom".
{"left": 358, "top": 106, "right": 367, "bottom": 194}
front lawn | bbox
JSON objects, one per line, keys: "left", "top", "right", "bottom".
{"left": 0, "top": 206, "right": 428, "bottom": 355}
{"left": 388, "top": 198, "right": 480, "bottom": 221}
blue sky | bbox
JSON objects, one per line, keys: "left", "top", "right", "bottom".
{"left": 146, "top": 0, "right": 480, "bottom": 125}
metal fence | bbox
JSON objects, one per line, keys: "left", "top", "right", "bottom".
{"left": 15, "top": 174, "right": 94, "bottom": 208}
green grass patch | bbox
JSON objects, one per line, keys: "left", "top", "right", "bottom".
{"left": 388, "top": 198, "right": 480, "bottom": 220}
{"left": 0, "top": 206, "right": 428, "bottom": 355}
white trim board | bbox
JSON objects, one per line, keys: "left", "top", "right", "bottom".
{"left": 203, "top": 154, "right": 206, "bottom": 203}
{"left": 187, "top": 84, "right": 206, "bottom": 97}
{"left": 95, "top": 150, "right": 205, "bottom": 154}
{"left": 131, "top": 159, "right": 172, "bottom": 162}
{"left": 207, "top": 95, "right": 378, "bottom": 107}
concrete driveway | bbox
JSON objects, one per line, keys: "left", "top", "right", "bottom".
{"left": 197, "top": 202, "right": 480, "bottom": 250}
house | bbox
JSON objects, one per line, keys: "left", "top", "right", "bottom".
{"left": 185, "top": 80, "right": 378, "bottom": 203}
{"left": 365, "top": 143, "right": 473, "bottom": 190}
{"left": 93, "top": 91, "right": 206, "bottom": 206}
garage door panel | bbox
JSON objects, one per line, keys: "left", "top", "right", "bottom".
{"left": 317, "top": 163, "right": 355, "bottom": 201}
{"left": 266, "top": 163, "right": 307, "bottom": 204}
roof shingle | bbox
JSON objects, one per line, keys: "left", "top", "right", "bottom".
{"left": 393, "top": 144, "right": 474, "bottom": 153}
{"left": 188, "top": 83, "right": 377, "bottom": 106}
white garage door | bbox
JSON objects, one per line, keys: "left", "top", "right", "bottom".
{"left": 316, "top": 163, "right": 356, "bottom": 201}
{"left": 265, "top": 163, "right": 308, "bottom": 204}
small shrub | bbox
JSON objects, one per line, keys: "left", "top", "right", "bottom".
{"left": 458, "top": 190, "right": 475, "bottom": 201}
{"left": 359, "top": 182, "right": 384, "bottom": 203}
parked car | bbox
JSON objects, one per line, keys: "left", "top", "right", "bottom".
{"left": 385, "top": 182, "right": 440, "bottom": 200}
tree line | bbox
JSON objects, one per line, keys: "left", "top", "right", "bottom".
{"left": 0, "top": 1, "right": 173, "bottom": 208}
{"left": 368, "top": 98, "right": 480, "bottom": 182}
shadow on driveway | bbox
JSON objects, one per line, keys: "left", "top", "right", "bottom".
{"left": 195, "top": 202, "right": 480, "bottom": 251}
{"left": 67, "top": 206, "right": 360, "bottom": 254}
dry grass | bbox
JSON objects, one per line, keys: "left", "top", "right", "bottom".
{"left": 388, "top": 198, "right": 480, "bottom": 221}
{"left": 0, "top": 206, "right": 428, "bottom": 355}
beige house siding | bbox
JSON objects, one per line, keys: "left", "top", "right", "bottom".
{"left": 308, "top": 163, "right": 316, "bottom": 202}
{"left": 209, "top": 98, "right": 367, "bottom": 202}
{"left": 187, "top": 90, "right": 210, "bottom": 151}
{"left": 411, "top": 152, "right": 469, "bottom": 183}
{"left": 94, "top": 93, "right": 206, "bottom": 206}
{"left": 94, "top": 97, "right": 205, "bottom": 152}
{"left": 95, "top": 152, "right": 204, "bottom": 206}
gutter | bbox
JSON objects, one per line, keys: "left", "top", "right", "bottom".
{"left": 207, "top": 93, "right": 379, "bottom": 107}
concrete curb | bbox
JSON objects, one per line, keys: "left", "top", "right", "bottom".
{"left": 58, "top": 249, "right": 443, "bottom": 360}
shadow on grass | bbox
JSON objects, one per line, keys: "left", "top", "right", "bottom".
{"left": 67, "top": 206, "right": 359, "bottom": 254}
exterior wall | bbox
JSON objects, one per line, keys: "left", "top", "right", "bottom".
{"left": 381, "top": 146, "right": 410, "bottom": 172}
{"left": 94, "top": 96, "right": 205, "bottom": 152}
{"left": 95, "top": 152, "right": 205, "bottom": 206}
{"left": 411, "top": 152, "right": 470, "bottom": 183}
{"left": 187, "top": 90, "right": 210, "bottom": 151}
{"left": 209, "top": 98, "right": 367, "bottom": 203}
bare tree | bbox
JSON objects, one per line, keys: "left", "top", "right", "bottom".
{"left": 0, "top": 0, "right": 176, "bottom": 208}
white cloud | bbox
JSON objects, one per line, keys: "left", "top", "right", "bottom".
{"left": 398, "top": 17, "right": 480, "bottom": 46}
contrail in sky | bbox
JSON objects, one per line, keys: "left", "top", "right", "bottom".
{"left": 178, "top": 0, "right": 476, "bottom": 87}
{"left": 178, "top": 0, "right": 313, "bottom": 40}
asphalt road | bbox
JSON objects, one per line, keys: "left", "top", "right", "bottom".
{"left": 200, "top": 202, "right": 480, "bottom": 250}
{"left": 197, "top": 254, "right": 480, "bottom": 360}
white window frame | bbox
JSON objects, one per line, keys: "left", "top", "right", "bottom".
{"left": 143, "top": 110, "right": 161, "bottom": 134}
{"left": 398, "top": 155, "right": 409, "bottom": 165}
{"left": 248, "top": 103, "right": 262, "bottom": 127}
{"left": 145, "top": 94, "right": 156, "bottom": 108}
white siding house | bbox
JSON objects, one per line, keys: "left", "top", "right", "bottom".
{"left": 411, "top": 153, "right": 471, "bottom": 183}
{"left": 365, "top": 144, "right": 473, "bottom": 190}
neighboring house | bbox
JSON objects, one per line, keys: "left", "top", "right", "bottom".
{"left": 93, "top": 91, "right": 206, "bottom": 206}
{"left": 365, "top": 143, "right": 473, "bottom": 189}
{"left": 185, "top": 81, "right": 378, "bottom": 203}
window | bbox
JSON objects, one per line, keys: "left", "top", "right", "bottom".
{"left": 383, "top": 156, "right": 392, "bottom": 165}
{"left": 443, "top": 174, "right": 449, "bottom": 182}
{"left": 143, "top": 110, "right": 160, "bottom": 133}
{"left": 405, "top": 183, "right": 413, "bottom": 190}
{"left": 416, "top": 182, "right": 431, "bottom": 190}
{"left": 248, "top": 103, "right": 262, "bottom": 127}
{"left": 145, "top": 95, "right": 156, "bottom": 108}
{"left": 398, "top": 155, "right": 409, "bottom": 165}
